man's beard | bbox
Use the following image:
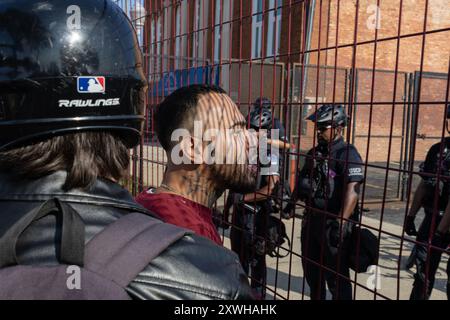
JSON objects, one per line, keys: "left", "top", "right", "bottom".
{"left": 317, "top": 135, "right": 329, "bottom": 145}
{"left": 211, "top": 163, "right": 257, "bottom": 194}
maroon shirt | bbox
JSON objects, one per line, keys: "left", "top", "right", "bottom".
{"left": 136, "top": 189, "right": 222, "bottom": 246}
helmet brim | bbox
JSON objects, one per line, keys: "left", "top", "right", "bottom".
{"left": 306, "top": 113, "right": 316, "bottom": 122}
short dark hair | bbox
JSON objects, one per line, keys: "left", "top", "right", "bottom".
{"left": 0, "top": 132, "right": 130, "bottom": 191}
{"left": 155, "top": 84, "right": 226, "bottom": 151}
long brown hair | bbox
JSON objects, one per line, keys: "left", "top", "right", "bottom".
{"left": 0, "top": 132, "right": 130, "bottom": 191}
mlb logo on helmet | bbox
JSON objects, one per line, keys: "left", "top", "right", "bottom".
{"left": 77, "top": 76, "right": 106, "bottom": 93}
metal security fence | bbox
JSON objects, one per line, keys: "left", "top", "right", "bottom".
{"left": 115, "top": 0, "right": 450, "bottom": 300}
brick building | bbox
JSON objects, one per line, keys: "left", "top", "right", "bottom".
{"left": 126, "top": 0, "right": 449, "bottom": 163}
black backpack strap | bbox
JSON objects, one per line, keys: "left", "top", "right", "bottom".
{"left": 0, "top": 198, "right": 85, "bottom": 268}
{"left": 84, "top": 212, "right": 191, "bottom": 287}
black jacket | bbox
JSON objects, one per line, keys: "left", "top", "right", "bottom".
{"left": 0, "top": 171, "right": 254, "bottom": 300}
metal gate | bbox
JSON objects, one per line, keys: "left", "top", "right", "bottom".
{"left": 115, "top": 0, "right": 450, "bottom": 300}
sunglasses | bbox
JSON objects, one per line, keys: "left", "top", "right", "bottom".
{"left": 317, "top": 126, "right": 331, "bottom": 133}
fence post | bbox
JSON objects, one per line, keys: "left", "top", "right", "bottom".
{"left": 397, "top": 73, "right": 409, "bottom": 201}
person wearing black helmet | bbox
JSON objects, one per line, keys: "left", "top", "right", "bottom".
{"left": 407, "top": 104, "right": 450, "bottom": 300}
{"left": 251, "top": 97, "right": 290, "bottom": 149}
{"left": 288, "top": 104, "right": 364, "bottom": 300}
{"left": 0, "top": 0, "right": 253, "bottom": 300}
{"left": 225, "top": 98, "right": 289, "bottom": 298}
{"left": 249, "top": 99, "right": 293, "bottom": 218}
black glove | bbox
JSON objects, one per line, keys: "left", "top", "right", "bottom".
{"left": 405, "top": 215, "right": 418, "bottom": 236}
{"left": 431, "top": 231, "right": 448, "bottom": 250}
{"left": 327, "top": 220, "right": 340, "bottom": 248}
{"left": 327, "top": 220, "right": 352, "bottom": 249}
{"left": 281, "top": 201, "right": 294, "bottom": 219}
{"left": 269, "top": 199, "right": 280, "bottom": 214}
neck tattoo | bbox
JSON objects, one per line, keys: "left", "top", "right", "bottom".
{"left": 160, "top": 183, "right": 183, "bottom": 196}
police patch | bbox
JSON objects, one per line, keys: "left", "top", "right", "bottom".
{"left": 349, "top": 167, "right": 363, "bottom": 176}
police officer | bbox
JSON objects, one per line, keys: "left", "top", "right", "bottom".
{"left": 251, "top": 98, "right": 293, "bottom": 217}
{"left": 290, "top": 104, "right": 364, "bottom": 300}
{"left": 252, "top": 97, "right": 288, "bottom": 143}
{"left": 0, "top": 0, "right": 253, "bottom": 300}
{"left": 227, "top": 98, "right": 288, "bottom": 298}
{"left": 407, "top": 105, "right": 450, "bottom": 300}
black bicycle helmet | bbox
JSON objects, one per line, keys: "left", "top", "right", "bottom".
{"left": 253, "top": 97, "right": 272, "bottom": 110}
{"left": 249, "top": 107, "right": 273, "bottom": 130}
{"left": 307, "top": 104, "right": 349, "bottom": 128}
{"left": 0, "top": 0, "right": 147, "bottom": 151}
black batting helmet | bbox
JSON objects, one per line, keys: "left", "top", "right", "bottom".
{"left": 0, "top": 0, "right": 147, "bottom": 151}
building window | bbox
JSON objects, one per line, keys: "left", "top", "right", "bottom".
{"left": 149, "top": 15, "right": 162, "bottom": 81}
{"left": 192, "top": 0, "right": 209, "bottom": 66}
{"left": 252, "top": 0, "right": 264, "bottom": 59}
{"left": 214, "top": 0, "right": 222, "bottom": 63}
{"left": 175, "top": 4, "right": 182, "bottom": 69}
{"left": 149, "top": 18, "right": 155, "bottom": 80}
{"left": 157, "top": 15, "right": 162, "bottom": 73}
{"left": 214, "top": 0, "right": 231, "bottom": 63}
{"left": 174, "top": 1, "right": 188, "bottom": 69}
{"left": 267, "top": 0, "right": 282, "bottom": 58}
{"left": 162, "top": 5, "right": 171, "bottom": 73}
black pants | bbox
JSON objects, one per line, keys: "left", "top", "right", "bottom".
{"left": 301, "top": 212, "right": 353, "bottom": 300}
{"left": 230, "top": 203, "right": 268, "bottom": 297}
{"left": 410, "top": 211, "right": 450, "bottom": 300}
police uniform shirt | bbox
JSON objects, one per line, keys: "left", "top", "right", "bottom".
{"left": 298, "top": 137, "right": 364, "bottom": 215}
{"left": 272, "top": 118, "right": 288, "bottom": 170}
{"left": 273, "top": 118, "right": 288, "bottom": 142}
{"left": 250, "top": 120, "right": 285, "bottom": 204}
{"left": 255, "top": 118, "right": 286, "bottom": 189}
{"left": 255, "top": 145, "right": 281, "bottom": 196}
{"left": 419, "top": 136, "right": 450, "bottom": 212}
{"left": 239, "top": 117, "right": 286, "bottom": 210}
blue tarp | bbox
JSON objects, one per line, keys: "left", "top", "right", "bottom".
{"left": 151, "top": 65, "right": 220, "bottom": 97}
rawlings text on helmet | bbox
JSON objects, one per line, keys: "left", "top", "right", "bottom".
{"left": 0, "top": 0, "right": 147, "bottom": 150}
{"left": 58, "top": 98, "right": 120, "bottom": 108}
